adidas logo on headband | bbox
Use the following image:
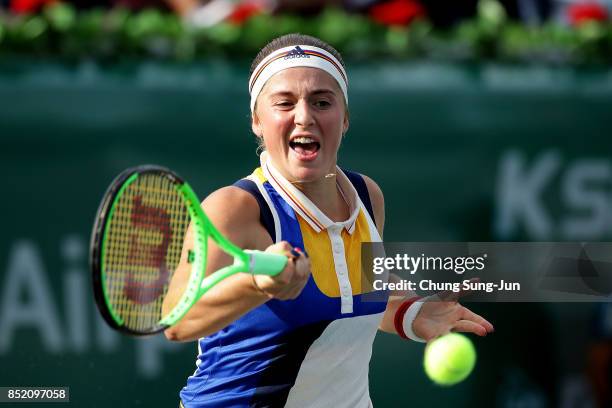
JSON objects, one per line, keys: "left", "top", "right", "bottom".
{"left": 249, "top": 44, "right": 348, "bottom": 112}
{"left": 284, "top": 46, "right": 310, "bottom": 60}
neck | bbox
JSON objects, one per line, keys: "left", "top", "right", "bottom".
{"left": 291, "top": 175, "right": 350, "bottom": 223}
{"left": 261, "top": 152, "right": 351, "bottom": 223}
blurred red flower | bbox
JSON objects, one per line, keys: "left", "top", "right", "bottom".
{"left": 227, "top": 1, "right": 266, "bottom": 25}
{"left": 369, "top": 0, "right": 425, "bottom": 27}
{"left": 567, "top": 2, "right": 608, "bottom": 26}
{"left": 11, "top": 0, "right": 56, "bottom": 14}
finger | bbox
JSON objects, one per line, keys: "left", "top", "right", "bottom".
{"left": 460, "top": 307, "right": 494, "bottom": 333}
{"left": 288, "top": 287, "right": 304, "bottom": 300}
{"left": 275, "top": 291, "right": 293, "bottom": 301}
{"left": 294, "top": 255, "right": 311, "bottom": 278}
{"left": 275, "top": 293, "right": 292, "bottom": 301}
{"left": 281, "top": 265, "right": 310, "bottom": 299}
{"left": 266, "top": 241, "right": 292, "bottom": 255}
{"left": 273, "top": 253, "right": 310, "bottom": 300}
{"left": 277, "top": 283, "right": 303, "bottom": 300}
{"left": 276, "top": 260, "right": 296, "bottom": 285}
{"left": 295, "top": 247, "right": 310, "bottom": 258}
{"left": 451, "top": 320, "right": 488, "bottom": 337}
{"left": 291, "top": 253, "right": 310, "bottom": 278}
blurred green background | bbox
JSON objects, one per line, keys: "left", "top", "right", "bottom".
{"left": 1, "top": 59, "right": 611, "bottom": 407}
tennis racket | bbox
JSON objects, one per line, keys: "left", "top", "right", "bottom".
{"left": 90, "top": 165, "right": 288, "bottom": 336}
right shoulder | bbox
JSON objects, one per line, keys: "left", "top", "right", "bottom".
{"left": 201, "top": 185, "right": 262, "bottom": 248}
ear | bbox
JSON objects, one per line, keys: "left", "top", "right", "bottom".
{"left": 251, "top": 112, "right": 263, "bottom": 138}
{"left": 342, "top": 110, "right": 350, "bottom": 136}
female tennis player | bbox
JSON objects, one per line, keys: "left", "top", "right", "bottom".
{"left": 164, "top": 33, "right": 494, "bottom": 408}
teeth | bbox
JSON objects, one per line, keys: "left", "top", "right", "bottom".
{"left": 292, "top": 136, "right": 315, "bottom": 144}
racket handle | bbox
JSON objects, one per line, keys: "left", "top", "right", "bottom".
{"left": 244, "top": 250, "right": 288, "bottom": 276}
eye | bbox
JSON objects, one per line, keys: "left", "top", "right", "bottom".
{"left": 274, "top": 101, "right": 294, "bottom": 109}
{"left": 314, "top": 100, "right": 332, "bottom": 109}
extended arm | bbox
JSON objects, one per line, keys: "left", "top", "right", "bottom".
{"left": 362, "top": 175, "right": 494, "bottom": 340}
{"left": 163, "top": 186, "right": 310, "bottom": 342}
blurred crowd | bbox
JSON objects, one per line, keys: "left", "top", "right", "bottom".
{"left": 0, "top": 0, "right": 609, "bottom": 28}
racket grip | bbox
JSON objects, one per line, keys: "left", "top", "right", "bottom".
{"left": 244, "top": 250, "right": 288, "bottom": 276}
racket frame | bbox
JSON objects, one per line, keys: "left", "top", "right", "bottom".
{"left": 91, "top": 165, "right": 287, "bottom": 336}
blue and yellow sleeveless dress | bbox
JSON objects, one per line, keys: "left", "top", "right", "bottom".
{"left": 180, "top": 155, "right": 388, "bottom": 408}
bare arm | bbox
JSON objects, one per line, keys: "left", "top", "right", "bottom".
{"left": 163, "top": 186, "right": 310, "bottom": 342}
{"left": 363, "top": 176, "right": 494, "bottom": 339}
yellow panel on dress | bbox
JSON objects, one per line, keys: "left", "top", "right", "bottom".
{"left": 252, "top": 167, "right": 267, "bottom": 183}
{"left": 298, "top": 210, "right": 372, "bottom": 297}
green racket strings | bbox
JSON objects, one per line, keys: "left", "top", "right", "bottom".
{"left": 102, "top": 173, "right": 190, "bottom": 332}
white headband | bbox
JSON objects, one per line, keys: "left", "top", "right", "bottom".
{"left": 248, "top": 45, "right": 348, "bottom": 113}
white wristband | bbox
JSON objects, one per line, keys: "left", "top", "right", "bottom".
{"left": 402, "top": 299, "right": 427, "bottom": 343}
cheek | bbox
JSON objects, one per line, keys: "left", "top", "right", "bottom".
{"left": 321, "top": 113, "right": 345, "bottom": 141}
{"left": 260, "top": 112, "right": 291, "bottom": 146}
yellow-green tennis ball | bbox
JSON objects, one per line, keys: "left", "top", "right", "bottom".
{"left": 423, "top": 333, "right": 476, "bottom": 386}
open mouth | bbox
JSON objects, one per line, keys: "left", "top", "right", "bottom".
{"left": 289, "top": 136, "right": 320, "bottom": 156}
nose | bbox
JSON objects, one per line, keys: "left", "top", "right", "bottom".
{"left": 294, "top": 99, "right": 315, "bottom": 129}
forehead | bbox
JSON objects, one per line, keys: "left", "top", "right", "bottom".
{"left": 261, "top": 67, "right": 341, "bottom": 95}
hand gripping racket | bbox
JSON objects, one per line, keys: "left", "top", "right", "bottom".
{"left": 90, "top": 165, "right": 288, "bottom": 336}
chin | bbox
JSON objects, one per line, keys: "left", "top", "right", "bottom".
{"left": 289, "top": 165, "right": 329, "bottom": 183}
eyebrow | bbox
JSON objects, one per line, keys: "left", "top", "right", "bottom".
{"left": 267, "top": 89, "right": 337, "bottom": 98}
{"left": 311, "top": 89, "right": 336, "bottom": 96}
